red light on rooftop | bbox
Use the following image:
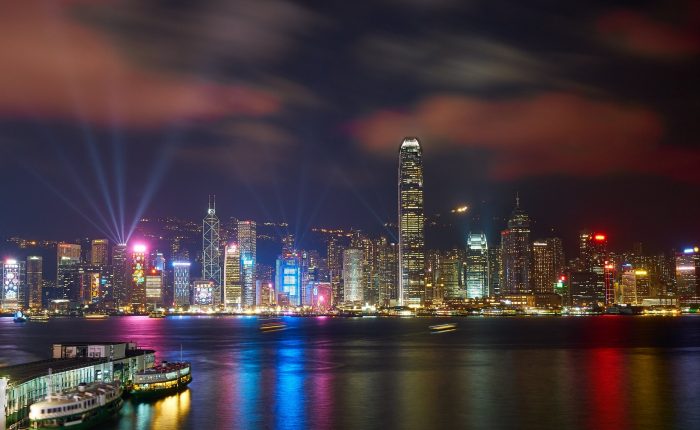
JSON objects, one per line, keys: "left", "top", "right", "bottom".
{"left": 594, "top": 234, "right": 606, "bottom": 241}
{"left": 559, "top": 275, "right": 566, "bottom": 281}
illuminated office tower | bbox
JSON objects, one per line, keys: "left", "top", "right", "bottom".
{"left": 500, "top": 197, "right": 531, "bottom": 294}
{"left": 578, "top": 231, "right": 593, "bottom": 271}
{"left": 131, "top": 244, "right": 148, "bottom": 308}
{"left": 193, "top": 280, "right": 216, "bottom": 306}
{"left": 465, "top": 233, "right": 489, "bottom": 299}
{"left": 619, "top": 267, "right": 649, "bottom": 304}
{"left": 589, "top": 234, "right": 608, "bottom": 303}
{"left": 151, "top": 252, "right": 165, "bottom": 272}
{"left": 488, "top": 248, "right": 501, "bottom": 296}
{"left": 1, "top": 259, "right": 25, "bottom": 310}
{"left": 327, "top": 237, "right": 345, "bottom": 304}
{"left": 398, "top": 137, "right": 425, "bottom": 306}
{"left": 202, "top": 196, "right": 222, "bottom": 287}
{"left": 531, "top": 238, "right": 564, "bottom": 294}
{"left": 435, "top": 249, "right": 465, "bottom": 302}
{"left": 351, "top": 232, "right": 378, "bottom": 305}
{"left": 256, "top": 264, "right": 275, "bottom": 306}
{"left": 75, "top": 265, "right": 102, "bottom": 305}
{"left": 276, "top": 253, "right": 302, "bottom": 306}
{"left": 676, "top": 247, "right": 700, "bottom": 297}
{"left": 173, "top": 261, "right": 191, "bottom": 306}
{"left": 650, "top": 254, "right": 674, "bottom": 298}
{"left": 376, "top": 237, "right": 398, "bottom": 307}
{"left": 112, "top": 243, "right": 129, "bottom": 307}
{"left": 145, "top": 269, "right": 163, "bottom": 306}
{"left": 343, "top": 249, "right": 364, "bottom": 304}
{"left": 57, "top": 243, "right": 81, "bottom": 267}
{"left": 26, "top": 256, "right": 43, "bottom": 309}
{"left": 237, "top": 220, "right": 256, "bottom": 307}
{"left": 223, "top": 244, "right": 242, "bottom": 308}
{"left": 57, "top": 243, "right": 81, "bottom": 300}
{"left": 570, "top": 271, "right": 600, "bottom": 307}
{"left": 90, "top": 239, "right": 109, "bottom": 266}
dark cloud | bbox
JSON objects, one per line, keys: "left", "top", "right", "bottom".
{"left": 349, "top": 91, "right": 700, "bottom": 183}
{"left": 77, "top": 0, "right": 326, "bottom": 72}
{"left": 596, "top": 6, "right": 700, "bottom": 59}
{"left": 0, "top": 2, "right": 282, "bottom": 128}
{"left": 359, "top": 34, "right": 561, "bottom": 90}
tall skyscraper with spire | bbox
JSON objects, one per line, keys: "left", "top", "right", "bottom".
{"left": 398, "top": 137, "right": 425, "bottom": 306}
{"left": 203, "top": 196, "right": 222, "bottom": 288}
{"left": 500, "top": 195, "right": 532, "bottom": 294}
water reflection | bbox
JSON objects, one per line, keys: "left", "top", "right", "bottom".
{"left": 2, "top": 316, "right": 700, "bottom": 429}
{"left": 275, "top": 340, "right": 306, "bottom": 429}
{"left": 118, "top": 390, "right": 191, "bottom": 430}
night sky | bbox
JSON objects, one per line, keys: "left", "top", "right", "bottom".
{"left": 1, "top": 0, "right": 699, "bottom": 254}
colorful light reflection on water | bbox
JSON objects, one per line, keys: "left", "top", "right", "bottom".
{"left": 2, "top": 316, "right": 700, "bottom": 429}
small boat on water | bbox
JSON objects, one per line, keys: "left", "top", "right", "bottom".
{"left": 148, "top": 311, "right": 166, "bottom": 318}
{"left": 84, "top": 314, "right": 109, "bottom": 320}
{"left": 260, "top": 320, "right": 286, "bottom": 331}
{"left": 28, "top": 381, "right": 123, "bottom": 429}
{"left": 13, "top": 311, "right": 27, "bottom": 323}
{"left": 429, "top": 323, "right": 457, "bottom": 333}
{"left": 131, "top": 361, "right": 191, "bottom": 399}
{"left": 29, "top": 314, "right": 51, "bottom": 322}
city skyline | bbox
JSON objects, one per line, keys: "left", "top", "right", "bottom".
{"left": 1, "top": 1, "right": 700, "bottom": 253}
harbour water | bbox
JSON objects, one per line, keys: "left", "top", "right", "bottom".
{"left": 2, "top": 316, "right": 700, "bottom": 429}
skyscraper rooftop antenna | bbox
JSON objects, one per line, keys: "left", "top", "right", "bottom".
{"left": 515, "top": 192, "right": 520, "bottom": 208}
{"left": 208, "top": 194, "right": 216, "bottom": 214}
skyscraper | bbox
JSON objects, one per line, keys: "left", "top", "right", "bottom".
{"left": 465, "top": 233, "right": 489, "bottom": 299}
{"left": 145, "top": 269, "right": 163, "bottom": 306}
{"left": 376, "top": 237, "right": 398, "bottom": 307}
{"left": 433, "top": 249, "right": 465, "bottom": 302}
{"left": 223, "top": 244, "right": 242, "bottom": 308}
{"left": 90, "top": 239, "right": 109, "bottom": 266}
{"left": 193, "top": 280, "right": 216, "bottom": 306}
{"left": 398, "top": 137, "right": 425, "bottom": 306}
{"left": 676, "top": 247, "right": 700, "bottom": 297}
{"left": 173, "top": 261, "right": 191, "bottom": 306}
{"left": 202, "top": 196, "right": 222, "bottom": 287}
{"left": 237, "top": 220, "right": 256, "bottom": 307}
{"left": 57, "top": 243, "right": 81, "bottom": 301}
{"left": 1, "top": 259, "right": 25, "bottom": 310}
{"left": 112, "top": 243, "right": 128, "bottom": 308}
{"left": 131, "top": 244, "right": 148, "bottom": 308}
{"left": 327, "top": 237, "right": 345, "bottom": 304}
{"left": 500, "top": 197, "right": 531, "bottom": 294}
{"left": 343, "top": 248, "right": 364, "bottom": 304}
{"left": 26, "top": 256, "right": 43, "bottom": 309}
{"left": 531, "top": 238, "right": 564, "bottom": 294}
{"left": 351, "top": 231, "right": 378, "bottom": 306}
{"left": 276, "top": 253, "right": 301, "bottom": 306}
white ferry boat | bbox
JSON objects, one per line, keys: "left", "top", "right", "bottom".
{"left": 131, "top": 361, "right": 191, "bottom": 399}
{"left": 28, "top": 381, "right": 123, "bottom": 429}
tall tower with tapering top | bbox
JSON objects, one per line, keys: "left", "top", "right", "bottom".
{"left": 203, "top": 195, "right": 222, "bottom": 288}
{"left": 500, "top": 195, "right": 532, "bottom": 294}
{"left": 398, "top": 137, "right": 425, "bottom": 306}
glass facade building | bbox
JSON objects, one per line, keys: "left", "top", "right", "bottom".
{"left": 466, "top": 233, "right": 489, "bottom": 299}
{"left": 398, "top": 137, "right": 425, "bottom": 306}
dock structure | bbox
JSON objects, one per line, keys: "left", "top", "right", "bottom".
{"left": 0, "top": 342, "right": 155, "bottom": 428}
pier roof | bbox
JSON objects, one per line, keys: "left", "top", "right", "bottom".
{"left": 0, "top": 348, "right": 154, "bottom": 386}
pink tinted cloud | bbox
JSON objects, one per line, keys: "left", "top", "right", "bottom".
{"left": 596, "top": 8, "right": 700, "bottom": 58}
{"left": 350, "top": 92, "right": 700, "bottom": 183}
{"left": 0, "top": 2, "right": 280, "bottom": 127}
